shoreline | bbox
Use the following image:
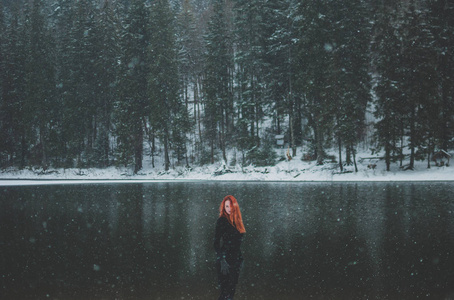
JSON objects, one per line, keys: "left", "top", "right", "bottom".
{"left": 1, "top": 177, "right": 454, "bottom": 186}
{"left": 1, "top": 157, "right": 453, "bottom": 185}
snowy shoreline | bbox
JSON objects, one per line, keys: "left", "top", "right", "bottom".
{"left": 1, "top": 156, "right": 453, "bottom": 185}
{"left": 1, "top": 178, "right": 453, "bottom": 187}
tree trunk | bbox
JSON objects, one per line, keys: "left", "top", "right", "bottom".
{"left": 93, "top": 114, "right": 97, "bottom": 146}
{"left": 164, "top": 127, "right": 170, "bottom": 171}
{"left": 196, "top": 80, "right": 203, "bottom": 145}
{"left": 87, "top": 116, "right": 93, "bottom": 150}
{"left": 134, "top": 125, "right": 143, "bottom": 174}
{"left": 277, "top": 113, "right": 281, "bottom": 135}
{"left": 398, "top": 122, "right": 404, "bottom": 167}
{"left": 104, "top": 132, "right": 109, "bottom": 168}
{"left": 316, "top": 121, "right": 324, "bottom": 165}
{"left": 210, "top": 134, "right": 215, "bottom": 164}
{"left": 151, "top": 129, "right": 155, "bottom": 168}
{"left": 255, "top": 104, "right": 260, "bottom": 147}
{"left": 385, "top": 141, "right": 391, "bottom": 171}
{"left": 184, "top": 76, "right": 188, "bottom": 109}
{"left": 338, "top": 135, "right": 343, "bottom": 172}
{"left": 346, "top": 146, "right": 352, "bottom": 165}
{"left": 440, "top": 57, "right": 449, "bottom": 151}
{"left": 40, "top": 127, "right": 48, "bottom": 170}
{"left": 409, "top": 107, "right": 415, "bottom": 170}
{"left": 221, "top": 114, "right": 227, "bottom": 163}
{"left": 142, "top": 118, "right": 155, "bottom": 168}
{"left": 185, "top": 147, "right": 189, "bottom": 168}
{"left": 289, "top": 105, "right": 295, "bottom": 158}
{"left": 351, "top": 143, "right": 358, "bottom": 172}
{"left": 21, "top": 132, "right": 27, "bottom": 169}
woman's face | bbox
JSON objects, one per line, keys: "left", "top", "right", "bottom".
{"left": 225, "top": 200, "right": 232, "bottom": 215}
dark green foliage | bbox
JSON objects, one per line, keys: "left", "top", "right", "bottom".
{"left": 371, "top": 1, "right": 451, "bottom": 171}
{"left": 203, "top": 0, "right": 234, "bottom": 164}
{"left": 246, "top": 140, "right": 278, "bottom": 167}
{"left": 114, "top": 0, "right": 149, "bottom": 172}
{"left": 149, "top": 0, "right": 189, "bottom": 171}
{"left": 23, "top": 0, "right": 56, "bottom": 168}
{"left": 233, "top": 0, "right": 268, "bottom": 149}
{"left": 400, "top": 5, "right": 438, "bottom": 169}
{"left": 0, "top": 5, "right": 27, "bottom": 167}
{"left": 90, "top": 2, "right": 119, "bottom": 167}
{"left": 294, "top": 0, "right": 338, "bottom": 165}
{"left": 331, "top": 0, "right": 372, "bottom": 171}
{"left": 371, "top": 7, "right": 405, "bottom": 171}
{"left": 428, "top": 0, "right": 454, "bottom": 151}
{"left": 0, "top": 0, "right": 453, "bottom": 172}
{"left": 265, "top": 0, "right": 302, "bottom": 155}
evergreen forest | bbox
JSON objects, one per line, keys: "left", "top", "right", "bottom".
{"left": 0, "top": 0, "right": 453, "bottom": 173}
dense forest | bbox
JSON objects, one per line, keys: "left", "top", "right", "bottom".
{"left": 0, "top": 0, "right": 453, "bottom": 173}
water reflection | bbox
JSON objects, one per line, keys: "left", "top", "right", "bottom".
{"left": 1, "top": 182, "right": 454, "bottom": 299}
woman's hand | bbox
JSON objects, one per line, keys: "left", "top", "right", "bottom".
{"left": 220, "top": 258, "right": 229, "bottom": 275}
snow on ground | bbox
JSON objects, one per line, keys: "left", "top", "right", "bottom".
{"left": 0, "top": 149, "right": 453, "bottom": 185}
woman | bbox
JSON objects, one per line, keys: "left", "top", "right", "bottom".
{"left": 214, "top": 195, "right": 246, "bottom": 300}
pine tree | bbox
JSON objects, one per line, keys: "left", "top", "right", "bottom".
{"left": 57, "top": 0, "right": 97, "bottom": 167}
{"left": 294, "top": 0, "right": 336, "bottom": 165}
{"left": 0, "top": 2, "right": 3, "bottom": 100}
{"left": 400, "top": 4, "right": 438, "bottom": 169}
{"left": 91, "top": 1, "right": 121, "bottom": 167}
{"left": 149, "top": 0, "right": 187, "bottom": 171}
{"left": 331, "top": 0, "right": 372, "bottom": 172}
{"left": 428, "top": 0, "right": 454, "bottom": 151}
{"left": 176, "top": 0, "right": 201, "bottom": 166}
{"left": 234, "top": 0, "right": 268, "bottom": 153}
{"left": 177, "top": 0, "right": 197, "bottom": 109}
{"left": 204, "top": 0, "right": 233, "bottom": 164}
{"left": 23, "top": 0, "right": 56, "bottom": 169}
{"left": 53, "top": 0, "right": 76, "bottom": 167}
{"left": 0, "top": 1, "right": 8, "bottom": 164}
{"left": 81, "top": 4, "right": 102, "bottom": 165}
{"left": 265, "top": 0, "right": 301, "bottom": 155}
{"left": 0, "top": 1, "right": 12, "bottom": 166}
{"left": 371, "top": 6, "right": 404, "bottom": 171}
{"left": 1, "top": 6, "right": 27, "bottom": 168}
{"left": 115, "top": 0, "right": 150, "bottom": 173}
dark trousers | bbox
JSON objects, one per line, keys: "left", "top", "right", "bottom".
{"left": 218, "top": 284, "right": 236, "bottom": 300}
{"left": 217, "top": 259, "right": 242, "bottom": 300}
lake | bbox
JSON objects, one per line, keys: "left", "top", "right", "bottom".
{"left": 1, "top": 181, "right": 454, "bottom": 299}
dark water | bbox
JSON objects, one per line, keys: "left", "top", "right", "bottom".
{"left": 1, "top": 181, "right": 454, "bottom": 300}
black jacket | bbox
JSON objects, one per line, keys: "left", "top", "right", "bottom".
{"left": 214, "top": 216, "right": 244, "bottom": 265}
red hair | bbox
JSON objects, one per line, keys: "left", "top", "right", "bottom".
{"left": 219, "top": 195, "right": 246, "bottom": 233}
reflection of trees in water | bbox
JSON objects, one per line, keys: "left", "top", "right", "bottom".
{"left": 354, "top": 183, "right": 386, "bottom": 290}
{"left": 140, "top": 183, "right": 218, "bottom": 297}
{"left": 184, "top": 185, "right": 206, "bottom": 276}
{"left": 2, "top": 182, "right": 454, "bottom": 299}
{"left": 355, "top": 182, "right": 454, "bottom": 296}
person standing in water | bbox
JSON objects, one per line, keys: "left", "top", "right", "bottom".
{"left": 214, "top": 195, "right": 246, "bottom": 300}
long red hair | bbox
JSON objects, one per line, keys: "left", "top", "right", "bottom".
{"left": 219, "top": 195, "right": 246, "bottom": 233}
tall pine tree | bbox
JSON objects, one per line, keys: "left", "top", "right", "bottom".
{"left": 115, "top": 0, "right": 150, "bottom": 173}
{"left": 371, "top": 4, "right": 404, "bottom": 171}
{"left": 331, "top": 0, "right": 372, "bottom": 171}
{"left": 90, "top": 1, "right": 120, "bottom": 167}
{"left": 204, "top": 0, "right": 233, "bottom": 164}
{"left": 295, "top": 0, "right": 336, "bottom": 165}
{"left": 400, "top": 4, "right": 438, "bottom": 169}
{"left": 149, "top": 0, "right": 188, "bottom": 170}
{"left": 234, "top": 0, "right": 268, "bottom": 153}
{"left": 428, "top": 0, "right": 454, "bottom": 152}
{"left": 265, "top": 0, "right": 302, "bottom": 156}
{"left": 23, "top": 0, "right": 56, "bottom": 168}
